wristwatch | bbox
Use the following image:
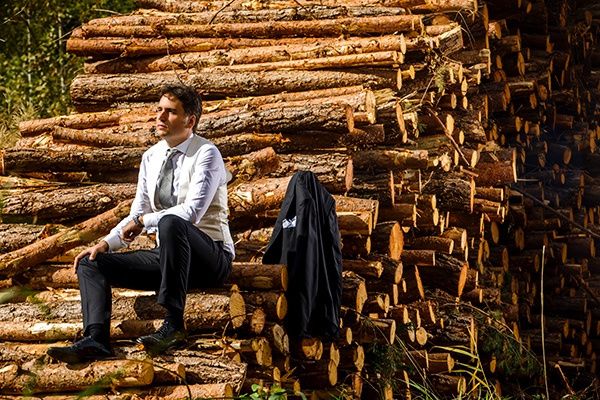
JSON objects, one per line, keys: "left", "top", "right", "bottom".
{"left": 133, "top": 214, "right": 144, "bottom": 228}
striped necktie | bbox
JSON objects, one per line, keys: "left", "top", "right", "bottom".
{"left": 156, "top": 148, "right": 178, "bottom": 209}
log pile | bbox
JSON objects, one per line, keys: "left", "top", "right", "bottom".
{"left": 2, "top": 0, "right": 600, "bottom": 398}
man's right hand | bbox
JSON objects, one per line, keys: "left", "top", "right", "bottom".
{"left": 74, "top": 240, "right": 109, "bottom": 269}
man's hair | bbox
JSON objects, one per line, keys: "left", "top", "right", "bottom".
{"left": 160, "top": 84, "right": 203, "bottom": 131}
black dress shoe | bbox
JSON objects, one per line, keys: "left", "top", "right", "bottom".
{"left": 136, "top": 320, "right": 186, "bottom": 355}
{"left": 47, "top": 336, "right": 113, "bottom": 364}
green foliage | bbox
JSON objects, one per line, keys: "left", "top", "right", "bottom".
{"left": 239, "top": 384, "right": 303, "bottom": 400}
{"left": 0, "top": 0, "right": 136, "bottom": 147}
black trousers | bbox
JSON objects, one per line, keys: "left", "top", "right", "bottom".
{"left": 77, "top": 215, "right": 232, "bottom": 330}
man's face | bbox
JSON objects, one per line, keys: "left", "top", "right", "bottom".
{"left": 155, "top": 93, "right": 195, "bottom": 143}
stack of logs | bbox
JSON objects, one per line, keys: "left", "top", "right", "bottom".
{"left": 1, "top": 0, "right": 600, "bottom": 398}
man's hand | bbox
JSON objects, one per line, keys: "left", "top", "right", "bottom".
{"left": 74, "top": 240, "right": 109, "bottom": 269}
{"left": 121, "top": 219, "right": 144, "bottom": 244}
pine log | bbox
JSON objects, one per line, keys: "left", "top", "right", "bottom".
{"left": 86, "top": 35, "right": 406, "bottom": 73}
{"left": 473, "top": 149, "right": 518, "bottom": 187}
{"left": 409, "top": 236, "right": 454, "bottom": 254}
{"left": 1, "top": 184, "right": 136, "bottom": 223}
{"left": 0, "top": 360, "right": 153, "bottom": 394}
{"left": 227, "top": 262, "right": 287, "bottom": 291}
{"left": 0, "top": 200, "right": 132, "bottom": 277}
{"left": 0, "top": 290, "right": 244, "bottom": 333}
{"left": 18, "top": 106, "right": 154, "bottom": 137}
{"left": 79, "top": 15, "right": 424, "bottom": 38}
{"left": 342, "top": 259, "right": 383, "bottom": 278}
{"left": 264, "top": 322, "right": 290, "bottom": 356}
{"left": 296, "top": 359, "right": 337, "bottom": 388}
{"left": 123, "top": 383, "right": 234, "bottom": 399}
{"left": 402, "top": 250, "right": 436, "bottom": 266}
{"left": 341, "top": 234, "right": 371, "bottom": 259}
{"left": 342, "top": 271, "right": 368, "bottom": 314}
{"left": 70, "top": 70, "right": 398, "bottom": 108}
{"left": 420, "top": 174, "right": 474, "bottom": 213}
{"left": 134, "top": 0, "right": 477, "bottom": 13}
{"left": 228, "top": 176, "right": 291, "bottom": 219}
{"left": 0, "top": 147, "right": 144, "bottom": 174}
{"left": 52, "top": 125, "right": 156, "bottom": 147}
{"left": 226, "top": 147, "right": 280, "bottom": 182}
{"left": 241, "top": 291, "right": 287, "bottom": 321}
{"left": 273, "top": 152, "right": 353, "bottom": 193}
{"left": 418, "top": 253, "right": 471, "bottom": 297}
{"left": 353, "top": 317, "right": 396, "bottom": 344}
{"left": 352, "top": 148, "right": 428, "bottom": 170}
{"left": 213, "top": 133, "right": 287, "bottom": 157}
{"left": 198, "top": 103, "right": 355, "bottom": 138}
{"left": 87, "top": 6, "right": 412, "bottom": 25}
{"left": 371, "top": 221, "right": 404, "bottom": 260}
{"left": 0, "top": 224, "right": 64, "bottom": 254}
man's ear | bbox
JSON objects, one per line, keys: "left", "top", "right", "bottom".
{"left": 186, "top": 114, "right": 197, "bottom": 130}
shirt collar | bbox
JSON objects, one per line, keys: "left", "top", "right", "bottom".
{"left": 167, "top": 133, "right": 194, "bottom": 156}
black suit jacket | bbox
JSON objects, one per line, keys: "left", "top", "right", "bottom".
{"left": 263, "top": 171, "right": 342, "bottom": 339}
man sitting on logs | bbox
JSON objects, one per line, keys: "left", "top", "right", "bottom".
{"left": 47, "top": 84, "right": 235, "bottom": 363}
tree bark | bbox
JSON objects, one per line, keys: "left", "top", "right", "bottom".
{"left": 352, "top": 148, "right": 429, "bottom": 170}
{"left": 52, "top": 125, "right": 157, "bottom": 147}
{"left": 0, "top": 224, "right": 63, "bottom": 254}
{"left": 85, "top": 6, "right": 411, "bottom": 25}
{"left": 70, "top": 70, "right": 398, "bottom": 108}
{"left": 0, "top": 200, "right": 132, "bottom": 277}
{"left": 226, "top": 147, "right": 280, "bottom": 182}
{"left": 79, "top": 15, "right": 424, "bottom": 38}
{"left": 241, "top": 291, "right": 287, "bottom": 321}
{"left": 0, "top": 148, "right": 145, "bottom": 174}
{"left": 123, "top": 383, "right": 234, "bottom": 399}
{"left": 1, "top": 184, "right": 136, "bottom": 223}
{"left": 274, "top": 152, "right": 353, "bottom": 193}
{"left": 226, "top": 262, "right": 287, "bottom": 291}
{"left": 0, "top": 360, "right": 153, "bottom": 394}
{"left": 371, "top": 221, "right": 404, "bottom": 260}
{"left": 86, "top": 34, "right": 406, "bottom": 73}
{"left": 18, "top": 106, "right": 154, "bottom": 137}
{"left": 342, "top": 271, "right": 368, "bottom": 314}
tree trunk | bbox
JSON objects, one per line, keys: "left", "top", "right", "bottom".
{"left": 371, "top": 221, "right": 404, "bottom": 260}
{"left": 241, "top": 291, "right": 287, "bottom": 321}
{"left": 342, "top": 271, "right": 368, "bottom": 314}
{"left": 274, "top": 152, "right": 353, "bottom": 193}
{"left": 226, "top": 147, "right": 280, "bottom": 182}
{"left": 227, "top": 262, "right": 287, "bottom": 291}
{"left": 215, "top": 133, "right": 287, "bottom": 157}
{"left": 79, "top": 15, "right": 424, "bottom": 38}
{"left": 1, "top": 184, "right": 136, "bottom": 223}
{"left": 0, "top": 200, "right": 132, "bottom": 277}
{"left": 228, "top": 176, "right": 291, "bottom": 219}
{"left": 85, "top": 6, "right": 412, "bottom": 25}
{"left": 343, "top": 259, "right": 383, "bottom": 279}
{"left": 0, "top": 359, "right": 153, "bottom": 394}
{"left": 352, "top": 148, "right": 429, "bottom": 170}
{"left": 0, "top": 224, "right": 64, "bottom": 254}
{"left": 0, "top": 290, "right": 244, "bottom": 330}
{"left": 0, "top": 148, "right": 145, "bottom": 174}
{"left": 18, "top": 106, "right": 154, "bottom": 137}
{"left": 418, "top": 253, "right": 471, "bottom": 297}
{"left": 70, "top": 70, "right": 397, "bottom": 109}
{"left": 87, "top": 35, "right": 406, "bottom": 72}
{"left": 52, "top": 125, "right": 157, "bottom": 147}
{"left": 124, "top": 383, "right": 234, "bottom": 399}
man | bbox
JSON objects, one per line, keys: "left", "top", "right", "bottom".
{"left": 48, "top": 84, "right": 235, "bottom": 364}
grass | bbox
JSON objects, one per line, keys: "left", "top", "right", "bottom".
{"left": 0, "top": 101, "right": 37, "bottom": 149}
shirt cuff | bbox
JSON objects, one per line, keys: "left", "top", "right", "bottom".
{"left": 143, "top": 212, "right": 160, "bottom": 229}
{"left": 104, "top": 232, "right": 125, "bottom": 252}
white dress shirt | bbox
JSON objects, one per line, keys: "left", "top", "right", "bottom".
{"left": 104, "top": 133, "right": 235, "bottom": 258}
